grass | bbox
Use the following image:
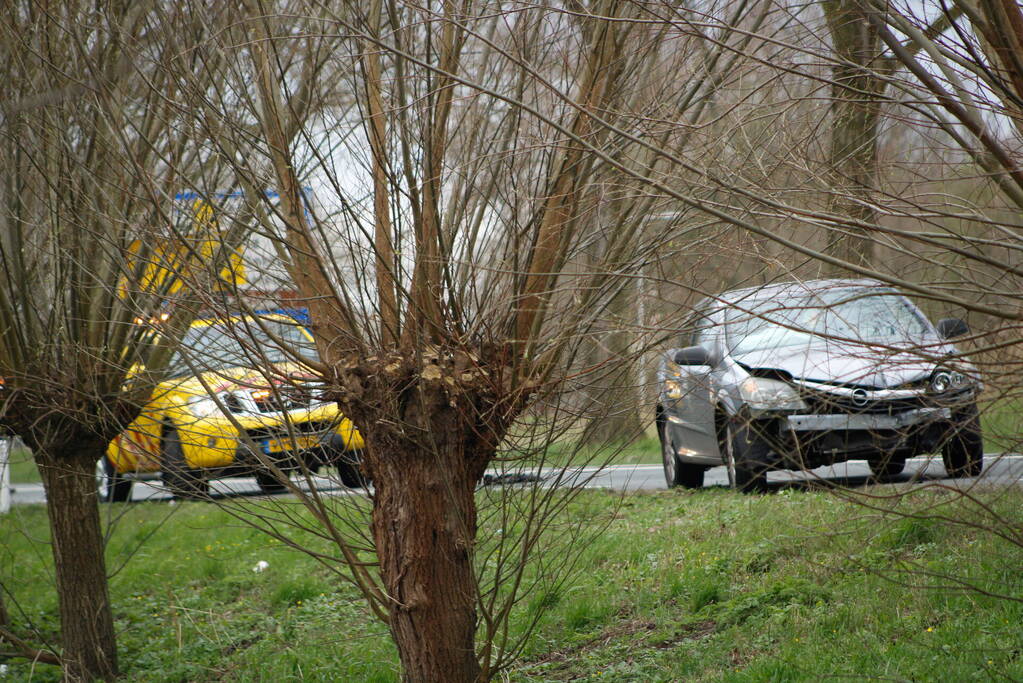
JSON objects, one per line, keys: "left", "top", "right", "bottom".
{"left": 4, "top": 444, "right": 39, "bottom": 484}
{"left": 981, "top": 396, "right": 1022, "bottom": 453}
{"left": 532, "top": 434, "right": 662, "bottom": 468}
{"left": 3, "top": 484, "right": 1023, "bottom": 681}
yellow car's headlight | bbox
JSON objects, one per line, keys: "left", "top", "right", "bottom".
{"left": 186, "top": 395, "right": 222, "bottom": 418}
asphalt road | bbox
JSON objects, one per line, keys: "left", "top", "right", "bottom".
{"left": 7, "top": 454, "right": 1023, "bottom": 506}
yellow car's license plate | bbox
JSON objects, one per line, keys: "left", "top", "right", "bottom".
{"left": 264, "top": 435, "right": 320, "bottom": 453}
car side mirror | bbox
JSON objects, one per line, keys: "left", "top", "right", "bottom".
{"left": 674, "top": 345, "right": 712, "bottom": 366}
{"left": 936, "top": 318, "right": 969, "bottom": 339}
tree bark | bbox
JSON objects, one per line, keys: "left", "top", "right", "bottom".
{"left": 823, "top": 0, "right": 888, "bottom": 271}
{"left": 371, "top": 437, "right": 483, "bottom": 682}
{"left": 339, "top": 348, "right": 517, "bottom": 682}
{"left": 580, "top": 277, "right": 644, "bottom": 447}
{"left": 37, "top": 446, "right": 118, "bottom": 682}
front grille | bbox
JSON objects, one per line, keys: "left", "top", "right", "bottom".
{"left": 801, "top": 391, "right": 930, "bottom": 415}
{"left": 245, "top": 420, "right": 336, "bottom": 443}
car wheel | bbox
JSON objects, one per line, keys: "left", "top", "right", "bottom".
{"left": 96, "top": 455, "right": 133, "bottom": 503}
{"left": 868, "top": 453, "right": 906, "bottom": 478}
{"left": 255, "top": 468, "right": 288, "bottom": 494}
{"left": 657, "top": 411, "right": 705, "bottom": 489}
{"left": 161, "top": 427, "right": 210, "bottom": 499}
{"left": 942, "top": 403, "right": 984, "bottom": 478}
{"left": 336, "top": 452, "right": 368, "bottom": 489}
{"left": 723, "top": 419, "right": 768, "bottom": 493}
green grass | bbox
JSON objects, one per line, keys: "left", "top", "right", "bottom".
{"left": 535, "top": 434, "right": 662, "bottom": 468}
{"left": 981, "top": 397, "right": 1022, "bottom": 453}
{"left": 3, "top": 485, "right": 1023, "bottom": 681}
{"left": 4, "top": 444, "right": 39, "bottom": 484}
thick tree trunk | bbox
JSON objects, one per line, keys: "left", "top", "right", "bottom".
{"left": 580, "top": 279, "right": 643, "bottom": 447}
{"left": 37, "top": 446, "right": 118, "bottom": 682}
{"left": 370, "top": 419, "right": 485, "bottom": 683}
{"left": 823, "top": 0, "right": 888, "bottom": 272}
{"left": 339, "top": 347, "right": 520, "bottom": 682}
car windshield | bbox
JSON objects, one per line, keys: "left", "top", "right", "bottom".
{"left": 725, "top": 287, "right": 932, "bottom": 355}
{"left": 168, "top": 318, "right": 318, "bottom": 377}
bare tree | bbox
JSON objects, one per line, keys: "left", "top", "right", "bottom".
{"left": 0, "top": 4, "right": 247, "bottom": 679}
{"left": 162, "top": 1, "right": 783, "bottom": 680}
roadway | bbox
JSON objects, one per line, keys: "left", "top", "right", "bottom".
{"left": 7, "top": 454, "right": 1023, "bottom": 506}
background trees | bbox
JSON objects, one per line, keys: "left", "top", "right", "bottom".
{"left": 0, "top": 3, "right": 245, "bottom": 678}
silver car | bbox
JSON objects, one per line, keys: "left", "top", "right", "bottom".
{"left": 656, "top": 279, "right": 983, "bottom": 491}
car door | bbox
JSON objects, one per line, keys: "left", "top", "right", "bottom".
{"left": 662, "top": 309, "right": 722, "bottom": 464}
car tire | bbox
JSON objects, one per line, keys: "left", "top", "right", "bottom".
{"left": 942, "top": 403, "right": 984, "bottom": 478}
{"left": 336, "top": 452, "right": 368, "bottom": 489}
{"left": 96, "top": 455, "right": 133, "bottom": 503}
{"left": 723, "top": 419, "right": 768, "bottom": 493}
{"left": 657, "top": 411, "right": 705, "bottom": 489}
{"left": 161, "top": 427, "right": 210, "bottom": 499}
{"left": 868, "top": 453, "right": 906, "bottom": 478}
{"left": 255, "top": 468, "right": 288, "bottom": 494}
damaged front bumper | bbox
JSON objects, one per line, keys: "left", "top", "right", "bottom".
{"left": 783, "top": 406, "right": 951, "bottom": 432}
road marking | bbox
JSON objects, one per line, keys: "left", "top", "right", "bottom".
{"left": 548, "top": 454, "right": 1023, "bottom": 475}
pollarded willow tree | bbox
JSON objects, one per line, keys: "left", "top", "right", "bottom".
{"left": 170, "top": 0, "right": 782, "bottom": 680}
{"left": 0, "top": 3, "right": 255, "bottom": 679}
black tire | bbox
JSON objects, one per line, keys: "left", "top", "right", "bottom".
{"left": 255, "top": 468, "right": 288, "bottom": 494}
{"left": 336, "top": 452, "right": 368, "bottom": 489}
{"left": 161, "top": 427, "right": 209, "bottom": 499}
{"left": 723, "top": 419, "right": 769, "bottom": 493}
{"left": 868, "top": 453, "right": 906, "bottom": 478}
{"left": 657, "top": 412, "right": 705, "bottom": 489}
{"left": 942, "top": 403, "right": 984, "bottom": 478}
{"left": 96, "top": 455, "right": 133, "bottom": 503}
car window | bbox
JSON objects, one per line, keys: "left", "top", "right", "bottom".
{"left": 725, "top": 288, "right": 932, "bottom": 355}
{"left": 681, "top": 307, "right": 718, "bottom": 347}
{"left": 168, "top": 318, "right": 318, "bottom": 377}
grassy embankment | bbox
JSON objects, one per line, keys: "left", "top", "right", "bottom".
{"left": 2, "top": 483, "right": 1022, "bottom": 681}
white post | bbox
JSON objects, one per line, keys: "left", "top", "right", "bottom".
{"left": 0, "top": 437, "right": 11, "bottom": 514}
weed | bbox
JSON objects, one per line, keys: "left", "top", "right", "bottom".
{"left": 271, "top": 578, "right": 325, "bottom": 607}
{"left": 690, "top": 578, "right": 724, "bottom": 613}
{"left": 878, "top": 516, "right": 942, "bottom": 550}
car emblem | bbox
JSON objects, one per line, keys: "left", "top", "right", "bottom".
{"left": 851, "top": 389, "right": 869, "bottom": 406}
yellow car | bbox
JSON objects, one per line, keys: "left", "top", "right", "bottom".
{"left": 99, "top": 314, "right": 364, "bottom": 501}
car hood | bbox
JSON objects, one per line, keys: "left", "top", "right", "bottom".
{"left": 732, "top": 339, "right": 956, "bottom": 389}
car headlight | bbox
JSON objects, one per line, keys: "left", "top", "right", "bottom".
{"left": 930, "top": 371, "right": 951, "bottom": 394}
{"left": 186, "top": 395, "right": 223, "bottom": 418}
{"left": 931, "top": 368, "right": 971, "bottom": 392}
{"left": 739, "top": 377, "right": 806, "bottom": 412}
{"left": 664, "top": 379, "right": 683, "bottom": 400}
